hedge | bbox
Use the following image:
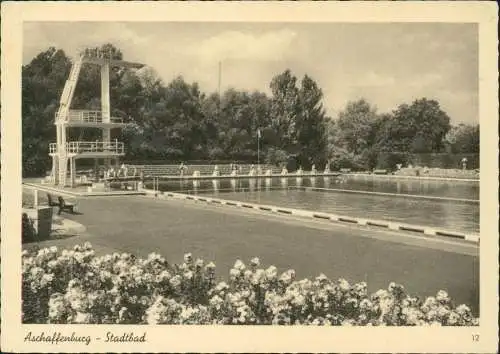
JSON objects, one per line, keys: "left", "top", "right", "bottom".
{"left": 22, "top": 243, "right": 478, "bottom": 326}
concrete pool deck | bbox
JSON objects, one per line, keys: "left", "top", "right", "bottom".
{"left": 32, "top": 194, "right": 479, "bottom": 314}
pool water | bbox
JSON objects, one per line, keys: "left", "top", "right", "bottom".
{"left": 149, "top": 176, "right": 479, "bottom": 233}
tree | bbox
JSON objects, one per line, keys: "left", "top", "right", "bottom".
{"left": 385, "top": 98, "right": 451, "bottom": 153}
{"left": 444, "top": 123, "right": 479, "bottom": 153}
{"left": 269, "top": 70, "right": 299, "bottom": 151}
{"left": 295, "top": 75, "right": 328, "bottom": 167}
{"left": 22, "top": 47, "right": 71, "bottom": 176}
{"left": 336, "top": 99, "right": 380, "bottom": 155}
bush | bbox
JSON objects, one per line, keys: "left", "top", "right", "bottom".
{"left": 265, "top": 148, "right": 289, "bottom": 167}
{"left": 22, "top": 213, "right": 37, "bottom": 243}
{"left": 376, "top": 152, "right": 412, "bottom": 171}
{"left": 22, "top": 244, "right": 478, "bottom": 326}
{"left": 329, "top": 149, "right": 367, "bottom": 171}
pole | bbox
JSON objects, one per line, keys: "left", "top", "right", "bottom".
{"left": 258, "top": 135, "right": 260, "bottom": 172}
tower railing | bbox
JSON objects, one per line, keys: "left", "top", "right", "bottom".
{"left": 56, "top": 110, "right": 124, "bottom": 124}
{"left": 50, "top": 141, "right": 125, "bottom": 155}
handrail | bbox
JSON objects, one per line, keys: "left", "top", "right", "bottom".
{"left": 49, "top": 141, "right": 125, "bottom": 154}
{"left": 56, "top": 110, "right": 123, "bottom": 124}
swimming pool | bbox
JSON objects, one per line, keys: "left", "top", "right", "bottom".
{"left": 148, "top": 176, "right": 479, "bottom": 233}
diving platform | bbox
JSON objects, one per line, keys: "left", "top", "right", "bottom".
{"left": 49, "top": 141, "right": 125, "bottom": 158}
{"left": 81, "top": 56, "right": 144, "bottom": 69}
{"left": 49, "top": 46, "right": 145, "bottom": 188}
{"left": 55, "top": 110, "right": 127, "bottom": 127}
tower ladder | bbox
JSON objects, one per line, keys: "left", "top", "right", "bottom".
{"left": 57, "top": 55, "right": 83, "bottom": 123}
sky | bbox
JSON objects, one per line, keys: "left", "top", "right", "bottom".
{"left": 23, "top": 22, "right": 478, "bottom": 124}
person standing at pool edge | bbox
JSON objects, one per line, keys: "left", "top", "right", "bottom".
{"left": 179, "top": 162, "right": 187, "bottom": 177}
{"left": 461, "top": 157, "right": 468, "bottom": 170}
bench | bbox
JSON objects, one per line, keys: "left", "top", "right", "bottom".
{"left": 47, "top": 194, "right": 77, "bottom": 214}
{"left": 46, "top": 193, "right": 59, "bottom": 207}
{"left": 57, "top": 196, "right": 76, "bottom": 215}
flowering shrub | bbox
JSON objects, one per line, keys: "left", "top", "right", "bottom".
{"left": 22, "top": 213, "right": 37, "bottom": 243}
{"left": 22, "top": 243, "right": 478, "bottom": 326}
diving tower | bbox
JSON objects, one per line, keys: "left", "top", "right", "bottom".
{"left": 49, "top": 48, "right": 144, "bottom": 187}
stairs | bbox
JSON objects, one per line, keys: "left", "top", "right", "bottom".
{"left": 127, "top": 164, "right": 282, "bottom": 177}
{"left": 55, "top": 55, "right": 83, "bottom": 186}
{"left": 57, "top": 56, "right": 83, "bottom": 122}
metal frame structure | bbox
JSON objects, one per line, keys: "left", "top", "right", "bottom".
{"left": 49, "top": 49, "right": 144, "bottom": 187}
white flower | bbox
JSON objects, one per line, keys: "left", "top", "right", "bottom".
{"left": 205, "top": 262, "right": 216, "bottom": 272}
{"left": 183, "top": 253, "right": 193, "bottom": 263}
{"left": 40, "top": 273, "right": 54, "bottom": 287}
{"left": 291, "top": 294, "right": 306, "bottom": 307}
{"left": 426, "top": 309, "right": 438, "bottom": 320}
{"left": 251, "top": 269, "right": 265, "bottom": 285}
{"left": 341, "top": 319, "right": 354, "bottom": 326}
{"left": 316, "top": 273, "right": 328, "bottom": 282}
{"left": 379, "top": 297, "right": 394, "bottom": 314}
{"left": 184, "top": 271, "right": 194, "bottom": 280}
{"left": 250, "top": 257, "right": 260, "bottom": 267}
{"left": 120, "top": 253, "right": 130, "bottom": 261}
{"left": 169, "top": 275, "right": 182, "bottom": 288}
{"left": 436, "top": 290, "right": 450, "bottom": 302}
{"left": 422, "top": 296, "right": 437, "bottom": 311}
{"left": 447, "top": 311, "right": 460, "bottom": 325}
{"left": 117, "top": 306, "right": 128, "bottom": 319}
{"left": 147, "top": 252, "right": 162, "bottom": 261}
{"left": 157, "top": 270, "right": 171, "bottom": 282}
{"left": 338, "top": 278, "right": 350, "bottom": 291}
{"left": 209, "top": 295, "right": 224, "bottom": 310}
{"left": 455, "top": 304, "right": 471, "bottom": 315}
{"left": 73, "top": 311, "right": 91, "bottom": 324}
{"left": 265, "top": 266, "right": 278, "bottom": 280}
{"left": 402, "top": 307, "right": 422, "bottom": 325}
{"left": 229, "top": 268, "right": 240, "bottom": 279}
{"left": 180, "top": 306, "right": 198, "bottom": 321}
{"left": 359, "top": 299, "right": 373, "bottom": 311}
{"left": 373, "top": 289, "right": 389, "bottom": 300}
{"left": 437, "top": 306, "right": 450, "bottom": 318}
{"left": 48, "top": 293, "right": 66, "bottom": 320}
{"left": 215, "top": 282, "right": 229, "bottom": 292}
{"left": 145, "top": 297, "right": 167, "bottom": 325}
{"left": 30, "top": 266, "right": 44, "bottom": 278}
{"left": 234, "top": 259, "right": 246, "bottom": 271}
{"left": 243, "top": 270, "right": 253, "bottom": 280}
{"left": 74, "top": 252, "right": 84, "bottom": 263}
{"left": 195, "top": 259, "right": 204, "bottom": 268}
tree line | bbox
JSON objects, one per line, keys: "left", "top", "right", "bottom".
{"left": 21, "top": 44, "right": 479, "bottom": 176}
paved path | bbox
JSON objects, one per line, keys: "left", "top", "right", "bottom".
{"left": 43, "top": 195, "right": 478, "bottom": 313}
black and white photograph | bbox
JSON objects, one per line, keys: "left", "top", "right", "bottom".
{"left": 1, "top": 2, "right": 498, "bottom": 353}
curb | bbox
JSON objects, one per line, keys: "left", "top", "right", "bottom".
{"left": 144, "top": 189, "right": 480, "bottom": 244}
{"left": 346, "top": 173, "right": 479, "bottom": 183}
{"left": 23, "top": 183, "right": 146, "bottom": 198}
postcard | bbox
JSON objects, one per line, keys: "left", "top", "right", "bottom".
{"left": 1, "top": 1, "right": 498, "bottom": 352}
